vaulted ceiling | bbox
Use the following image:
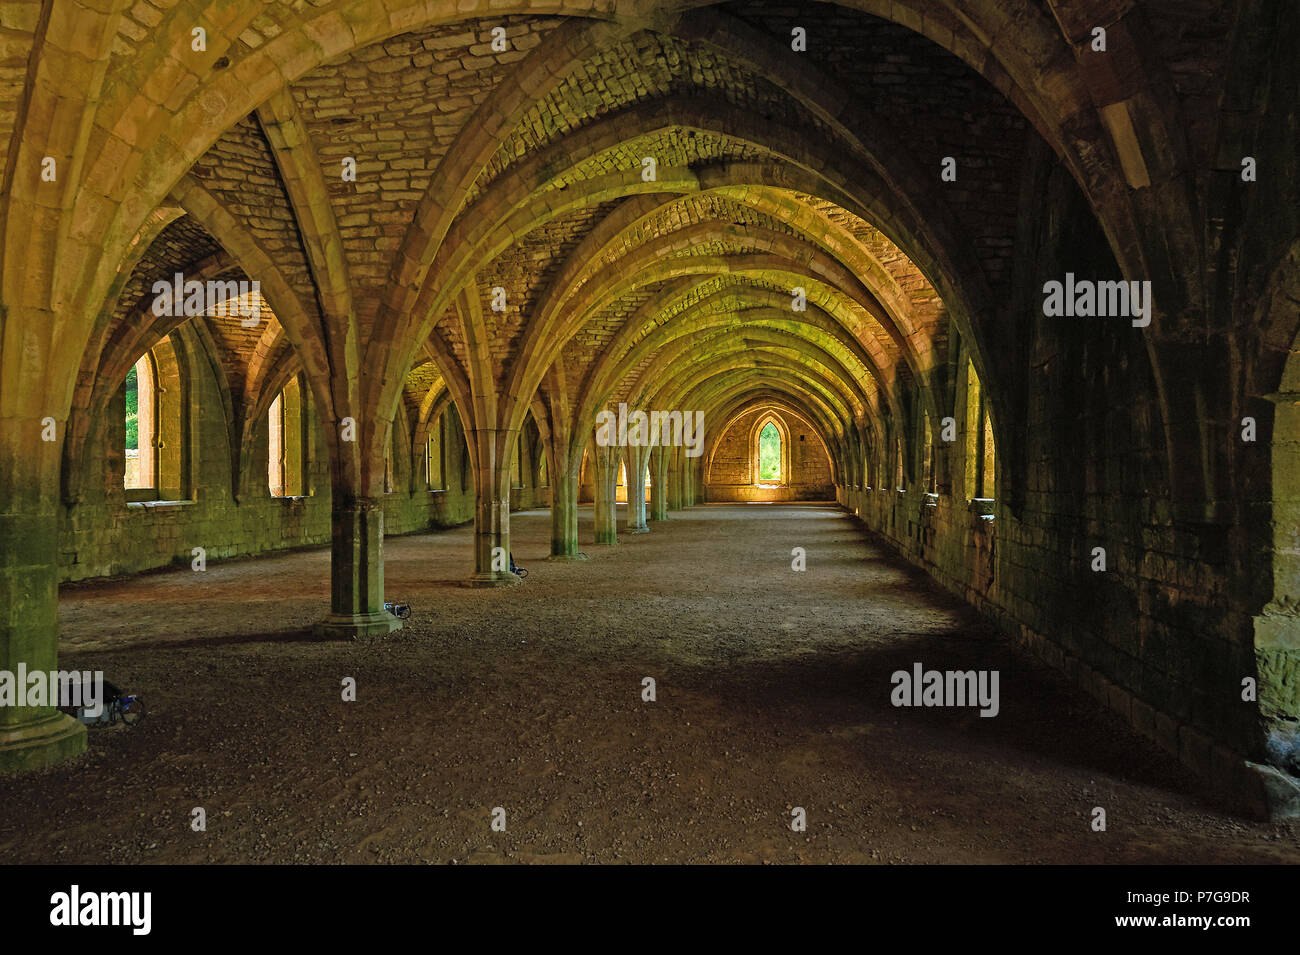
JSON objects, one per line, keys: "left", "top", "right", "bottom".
{"left": 1, "top": 0, "right": 1254, "bottom": 498}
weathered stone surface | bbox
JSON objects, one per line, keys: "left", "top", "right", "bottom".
{"left": 0, "top": 0, "right": 1295, "bottom": 812}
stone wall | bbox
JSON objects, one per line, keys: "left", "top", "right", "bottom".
{"left": 706, "top": 407, "right": 834, "bottom": 501}
{"left": 55, "top": 346, "right": 554, "bottom": 583}
{"left": 835, "top": 145, "right": 1288, "bottom": 818}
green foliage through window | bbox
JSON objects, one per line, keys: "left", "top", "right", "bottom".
{"left": 758, "top": 421, "right": 781, "bottom": 482}
{"left": 124, "top": 366, "right": 139, "bottom": 451}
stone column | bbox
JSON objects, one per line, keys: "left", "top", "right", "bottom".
{"left": 593, "top": 445, "right": 618, "bottom": 545}
{"left": 467, "top": 427, "right": 522, "bottom": 586}
{"left": 649, "top": 447, "right": 668, "bottom": 521}
{"left": 625, "top": 445, "right": 649, "bottom": 533}
{"left": 314, "top": 496, "right": 402, "bottom": 637}
{"left": 682, "top": 454, "right": 697, "bottom": 507}
{"left": 549, "top": 461, "right": 586, "bottom": 559}
{"left": 667, "top": 446, "right": 683, "bottom": 510}
{"left": 0, "top": 415, "right": 87, "bottom": 770}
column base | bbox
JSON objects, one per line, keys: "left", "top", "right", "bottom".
{"left": 627, "top": 525, "right": 650, "bottom": 534}
{"left": 1244, "top": 761, "right": 1300, "bottom": 821}
{"left": 547, "top": 552, "right": 589, "bottom": 561}
{"left": 463, "top": 572, "right": 524, "bottom": 588}
{"left": 594, "top": 534, "right": 618, "bottom": 545}
{"left": 313, "top": 610, "right": 403, "bottom": 640}
{"left": 0, "top": 711, "right": 87, "bottom": 772}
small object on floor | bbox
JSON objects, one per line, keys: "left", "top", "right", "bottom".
{"left": 509, "top": 553, "right": 528, "bottom": 579}
{"left": 59, "top": 679, "right": 145, "bottom": 727}
{"left": 384, "top": 601, "right": 412, "bottom": 619}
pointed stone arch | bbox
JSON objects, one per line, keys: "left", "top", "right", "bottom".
{"left": 750, "top": 413, "right": 790, "bottom": 487}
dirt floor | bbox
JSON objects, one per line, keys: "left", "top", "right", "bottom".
{"left": 2, "top": 503, "right": 1297, "bottom": 865}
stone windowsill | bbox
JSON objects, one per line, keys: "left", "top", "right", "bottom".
{"left": 127, "top": 499, "right": 194, "bottom": 510}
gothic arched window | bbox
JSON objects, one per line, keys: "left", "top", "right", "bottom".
{"left": 758, "top": 420, "right": 782, "bottom": 483}
{"left": 268, "top": 374, "right": 307, "bottom": 498}
{"left": 124, "top": 334, "right": 189, "bottom": 502}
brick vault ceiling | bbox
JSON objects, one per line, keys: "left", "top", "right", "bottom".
{"left": 69, "top": 0, "right": 1228, "bottom": 477}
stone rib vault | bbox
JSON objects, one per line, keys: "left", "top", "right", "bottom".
{"left": 0, "top": 0, "right": 1298, "bottom": 820}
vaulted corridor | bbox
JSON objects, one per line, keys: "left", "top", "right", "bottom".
{"left": 2, "top": 0, "right": 1300, "bottom": 884}
{"left": 2, "top": 505, "right": 1295, "bottom": 864}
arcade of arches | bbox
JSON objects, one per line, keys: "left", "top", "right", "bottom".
{"left": 2, "top": 0, "right": 1300, "bottom": 847}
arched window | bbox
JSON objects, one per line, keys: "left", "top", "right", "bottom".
{"left": 894, "top": 434, "right": 904, "bottom": 491}
{"left": 124, "top": 355, "right": 157, "bottom": 493}
{"left": 538, "top": 447, "right": 548, "bottom": 487}
{"left": 427, "top": 413, "right": 444, "bottom": 490}
{"left": 758, "top": 421, "right": 781, "bottom": 483}
{"left": 268, "top": 392, "right": 284, "bottom": 496}
{"left": 749, "top": 414, "right": 790, "bottom": 487}
{"left": 922, "top": 410, "right": 937, "bottom": 496}
{"left": 965, "top": 361, "right": 996, "bottom": 501}
{"left": 268, "top": 374, "right": 306, "bottom": 497}
{"left": 124, "top": 335, "right": 188, "bottom": 502}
